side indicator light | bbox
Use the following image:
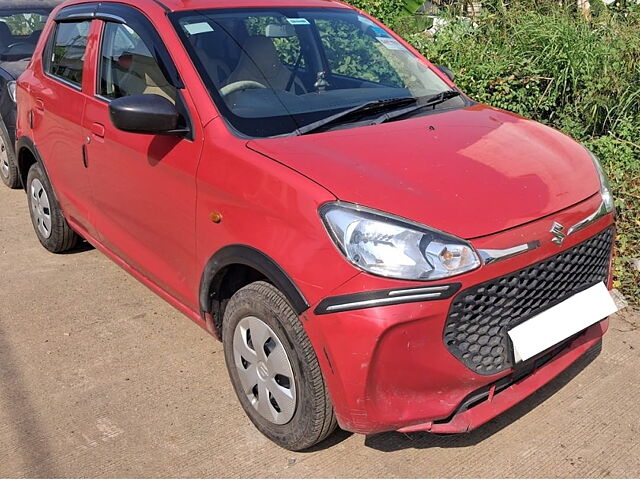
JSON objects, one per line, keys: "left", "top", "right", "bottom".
{"left": 209, "top": 212, "right": 223, "bottom": 224}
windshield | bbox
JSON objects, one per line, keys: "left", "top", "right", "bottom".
{"left": 0, "top": 9, "right": 50, "bottom": 61}
{"left": 171, "top": 7, "right": 462, "bottom": 137}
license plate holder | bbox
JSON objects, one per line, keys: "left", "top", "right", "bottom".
{"left": 508, "top": 282, "right": 618, "bottom": 363}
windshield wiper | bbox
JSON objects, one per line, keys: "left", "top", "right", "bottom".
{"left": 295, "top": 96, "right": 418, "bottom": 136}
{"left": 368, "top": 90, "right": 462, "bottom": 126}
{"left": 294, "top": 91, "right": 461, "bottom": 136}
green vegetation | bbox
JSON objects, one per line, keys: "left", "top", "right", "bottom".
{"left": 348, "top": 0, "right": 423, "bottom": 24}
{"left": 348, "top": 0, "right": 640, "bottom": 304}
{"left": 1, "top": 13, "right": 47, "bottom": 36}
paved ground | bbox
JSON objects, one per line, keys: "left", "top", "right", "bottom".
{"left": 1, "top": 184, "right": 639, "bottom": 479}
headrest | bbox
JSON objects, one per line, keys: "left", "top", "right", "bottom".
{"left": 239, "top": 36, "right": 282, "bottom": 76}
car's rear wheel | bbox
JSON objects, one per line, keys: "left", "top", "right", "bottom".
{"left": 26, "top": 162, "right": 80, "bottom": 253}
{"left": 0, "top": 121, "right": 20, "bottom": 189}
{"left": 223, "top": 281, "right": 337, "bottom": 451}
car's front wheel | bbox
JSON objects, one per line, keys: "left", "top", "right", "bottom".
{"left": 223, "top": 281, "right": 337, "bottom": 451}
{"left": 26, "top": 162, "right": 80, "bottom": 253}
{"left": 0, "top": 121, "right": 20, "bottom": 189}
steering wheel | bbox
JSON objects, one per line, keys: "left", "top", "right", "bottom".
{"left": 220, "top": 80, "right": 267, "bottom": 97}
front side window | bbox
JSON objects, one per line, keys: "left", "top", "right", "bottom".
{"left": 47, "top": 21, "right": 91, "bottom": 87}
{"left": 98, "top": 22, "right": 176, "bottom": 103}
{"left": 171, "top": 8, "right": 460, "bottom": 137}
{"left": 0, "top": 9, "right": 50, "bottom": 60}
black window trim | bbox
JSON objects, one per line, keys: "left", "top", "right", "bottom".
{"left": 54, "top": 3, "right": 99, "bottom": 22}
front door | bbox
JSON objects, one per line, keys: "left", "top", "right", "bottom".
{"left": 82, "top": 16, "right": 203, "bottom": 307}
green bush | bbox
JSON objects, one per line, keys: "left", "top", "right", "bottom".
{"left": 347, "top": 0, "right": 408, "bottom": 25}
{"left": 350, "top": 1, "right": 640, "bottom": 303}
{"left": 3, "top": 13, "right": 47, "bottom": 36}
{"left": 586, "top": 124, "right": 640, "bottom": 302}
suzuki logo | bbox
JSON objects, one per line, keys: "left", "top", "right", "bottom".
{"left": 550, "top": 222, "right": 566, "bottom": 246}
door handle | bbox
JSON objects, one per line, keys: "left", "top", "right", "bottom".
{"left": 34, "top": 99, "right": 44, "bottom": 112}
{"left": 91, "top": 122, "right": 105, "bottom": 138}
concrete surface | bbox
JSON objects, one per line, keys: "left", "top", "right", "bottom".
{"left": 1, "top": 184, "right": 639, "bottom": 479}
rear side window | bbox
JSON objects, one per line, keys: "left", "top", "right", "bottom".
{"left": 47, "top": 21, "right": 91, "bottom": 87}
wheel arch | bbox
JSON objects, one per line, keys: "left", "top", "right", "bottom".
{"left": 16, "top": 136, "right": 47, "bottom": 193}
{"left": 199, "top": 245, "right": 310, "bottom": 338}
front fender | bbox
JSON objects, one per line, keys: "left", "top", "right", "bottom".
{"left": 199, "top": 244, "right": 310, "bottom": 318}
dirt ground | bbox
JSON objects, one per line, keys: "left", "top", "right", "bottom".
{"left": 1, "top": 184, "right": 639, "bottom": 479}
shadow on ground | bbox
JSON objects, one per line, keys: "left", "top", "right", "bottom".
{"left": 364, "top": 341, "right": 602, "bottom": 452}
{"left": 0, "top": 322, "right": 58, "bottom": 477}
{"left": 59, "top": 239, "right": 95, "bottom": 255}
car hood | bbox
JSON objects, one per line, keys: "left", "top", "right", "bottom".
{"left": 0, "top": 59, "right": 30, "bottom": 79}
{"left": 247, "top": 104, "right": 599, "bottom": 239}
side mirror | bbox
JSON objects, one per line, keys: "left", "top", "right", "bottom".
{"left": 109, "top": 94, "right": 185, "bottom": 135}
{"left": 437, "top": 65, "right": 455, "bottom": 82}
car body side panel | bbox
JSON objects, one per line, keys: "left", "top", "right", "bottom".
{"left": 20, "top": 19, "right": 98, "bottom": 237}
{"left": 80, "top": 18, "right": 205, "bottom": 307}
{"left": 195, "top": 118, "right": 360, "bottom": 315}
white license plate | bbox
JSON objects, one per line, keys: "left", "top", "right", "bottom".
{"left": 508, "top": 282, "right": 618, "bottom": 363}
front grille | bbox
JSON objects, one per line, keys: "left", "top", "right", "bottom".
{"left": 444, "top": 227, "right": 614, "bottom": 375}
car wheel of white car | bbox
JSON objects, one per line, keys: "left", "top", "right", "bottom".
{"left": 0, "top": 121, "right": 20, "bottom": 189}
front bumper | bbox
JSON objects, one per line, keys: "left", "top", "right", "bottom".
{"left": 398, "top": 323, "right": 605, "bottom": 434}
{"left": 303, "top": 193, "right": 614, "bottom": 434}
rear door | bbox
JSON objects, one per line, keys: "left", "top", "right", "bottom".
{"left": 30, "top": 15, "right": 99, "bottom": 236}
{"left": 82, "top": 7, "right": 203, "bottom": 307}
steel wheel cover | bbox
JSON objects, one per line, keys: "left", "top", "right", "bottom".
{"left": 30, "top": 178, "right": 52, "bottom": 239}
{"left": 232, "top": 316, "right": 297, "bottom": 425}
{"left": 0, "top": 137, "right": 9, "bottom": 179}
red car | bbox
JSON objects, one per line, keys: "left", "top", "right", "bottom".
{"left": 16, "top": 0, "right": 618, "bottom": 450}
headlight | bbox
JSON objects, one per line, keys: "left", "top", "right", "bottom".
{"left": 588, "top": 150, "right": 615, "bottom": 213}
{"left": 7, "top": 81, "right": 17, "bottom": 103}
{"left": 320, "top": 203, "right": 481, "bottom": 281}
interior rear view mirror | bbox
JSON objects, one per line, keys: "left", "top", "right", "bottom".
{"left": 265, "top": 24, "right": 296, "bottom": 38}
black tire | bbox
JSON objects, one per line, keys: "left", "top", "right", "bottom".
{"left": 0, "top": 120, "right": 20, "bottom": 189}
{"left": 223, "top": 281, "right": 337, "bottom": 451}
{"left": 26, "top": 162, "right": 80, "bottom": 253}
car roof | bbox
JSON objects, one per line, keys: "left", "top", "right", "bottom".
{"left": 80, "top": 0, "right": 352, "bottom": 13}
